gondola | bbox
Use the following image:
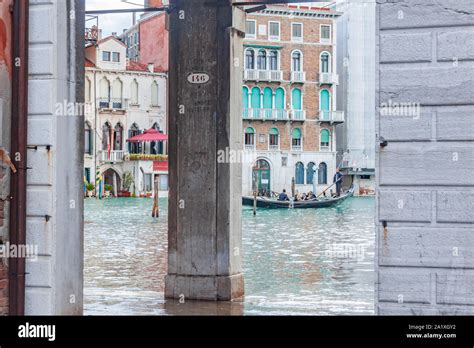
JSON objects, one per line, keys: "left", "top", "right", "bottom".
{"left": 242, "top": 186, "right": 354, "bottom": 209}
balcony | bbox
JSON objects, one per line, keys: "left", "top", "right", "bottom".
{"left": 244, "top": 69, "right": 283, "bottom": 82}
{"left": 291, "top": 71, "right": 306, "bottom": 83}
{"left": 291, "top": 145, "right": 302, "bottom": 152}
{"left": 268, "top": 145, "right": 279, "bottom": 151}
{"left": 244, "top": 144, "right": 256, "bottom": 151}
{"left": 126, "top": 154, "right": 168, "bottom": 161}
{"left": 318, "top": 110, "right": 345, "bottom": 124}
{"left": 99, "top": 150, "right": 125, "bottom": 163}
{"left": 319, "top": 73, "right": 339, "bottom": 85}
{"left": 243, "top": 108, "right": 289, "bottom": 121}
{"left": 98, "top": 98, "right": 127, "bottom": 112}
{"left": 290, "top": 110, "right": 306, "bottom": 121}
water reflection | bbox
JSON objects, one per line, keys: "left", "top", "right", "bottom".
{"left": 84, "top": 197, "right": 375, "bottom": 315}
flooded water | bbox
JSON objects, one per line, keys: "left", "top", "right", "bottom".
{"left": 84, "top": 196, "right": 375, "bottom": 315}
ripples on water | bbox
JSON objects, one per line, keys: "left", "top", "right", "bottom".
{"left": 84, "top": 197, "right": 375, "bottom": 315}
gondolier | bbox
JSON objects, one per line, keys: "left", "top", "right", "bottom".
{"left": 333, "top": 168, "right": 343, "bottom": 197}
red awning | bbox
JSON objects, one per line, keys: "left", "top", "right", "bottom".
{"left": 127, "top": 128, "right": 168, "bottom": 142}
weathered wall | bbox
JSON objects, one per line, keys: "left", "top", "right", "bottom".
{"left": 25, "top": 0, "right": 84, "bottom": 315}
{"left": 0, "top": 0, "right": 13, "bottom": 316}
{"left": 139, "top": 13, "right": 169, "bottom": 72}
{"left": 376, "top": 0, "right": 474, "bottom": 315}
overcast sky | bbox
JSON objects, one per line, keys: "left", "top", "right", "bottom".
{"left": 86, "top": 0, "right": 145, "bottom": 37}
{"left": 86, "top": 1, "right": 336, "bottom": 37}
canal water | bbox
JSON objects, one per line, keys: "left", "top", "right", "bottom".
{"left": 84, "top": 196, "right": 375, "bottom": 315}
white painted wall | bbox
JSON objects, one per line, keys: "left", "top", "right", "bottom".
{"left": 26, "top": 0, "right": 84, "bottom": 315}
{"left": 336, "top": 0, "right": 376, "bottom": 170}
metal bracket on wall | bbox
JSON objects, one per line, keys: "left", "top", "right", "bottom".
{"left": 379, "top": 137, "right": 388, "bottom": 148}
{"left": 27, "top": 145, "right": 52, "bottom": 151}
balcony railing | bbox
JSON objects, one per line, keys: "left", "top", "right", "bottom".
{"left": 318, "top": 110, "right": 345, "bottom": 124}
{"left": 244, "top": 144, "right": 256, "bottom": 151}
{"left": 244, "top": 69, "right": 283, "bottom": 82}
{"left": 99, "top": 150, "right": 125, "bottom": 163}
{"left": 126, "top": 154, "right": 168, "bottom": 161}
{"left": 319, "top": 73, "right": 339, "bottom": 85}
{"left": 268, "top": 145, "right": 279, "bottom": 151}
{"left": 243, "top": 108, "right": 289, "bottom": 121}
{"left": 290, "top": 110, "right": 306, "bottom": 121}
{"left": 98, "top": 98, "right": 127, "bottom": 110}
{"left": 291, "top": 71, "right": 306, "bottom": 83}
{"left": 291, "top": 145, "right": 302, "bottom": 151}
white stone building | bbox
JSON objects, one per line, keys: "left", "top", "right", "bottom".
{"left": 84, "top": 36, "right": 168, "bottom": 196}
{"left": 336, "top": 0, "right": 376, "bottom": 195}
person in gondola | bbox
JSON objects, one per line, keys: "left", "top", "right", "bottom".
{"left": 294, "top": 191, "right": 302, "bottom": 201}
{"left": 278, "top": 189, "right": 290, "bottom": 201}
{"left": 306, "top": 191, "right": 316, "bottom": 200}
{"left": 333, "top": 168, "right": 343, "bottom": 197}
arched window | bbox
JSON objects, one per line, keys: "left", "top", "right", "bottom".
{"left": 269, "top": 127, "right": 279, "bottom": 149}
{"left": 307, "top": 162, "right": 315, "bottom": 184}
{"left": 85, "top": 78, "right": 91, "bottom": 103}
{"left": 320, "top": 129, "right": 330, "bottom": 149}
{"left": 320, "top": 89, "right": 331, "bottom": 120}
{"left": 151, "top": 122, "right": 163, "bottom": 155}
{"left": 245, "top": 49, "right": 255, "bottom": 70}
{"left": 275, "top": 87, "right": 285, "bottom": 119}
{"left": 257, "top": 50, "right": 267, "bottom": 70}
{"left": 85, "top": 122, "right": 93, "bottom": 155}
{"left": 295, "top": 162, "right": 304, "bottom": 185}
{"left": 102, "top": 122, "right": 112, "bottom": 151}
{"left": 292, "top": 128, "right": 302, "bottom": 150}
{"left": 242, "top": 86, "right": 249, "bottom": 118}
{"left": 128, "top": 123, "right": 141, "bottom": 154}
{"left": 131, "top": 79, "right": 139, "bottom": 105}
{"left": 269, "top": 50, "right": 278, "bottom": 71}
{"left": 263, "top": 87, "right": 273, "bottom": 118}
{"left": 251, "top": 87, "right": 261, "bottom": 118}
{"left": 318, "top": 162, "right": 327, "bottom": 184}
{"left": 321, "top": 52, "right": 330, "bottom": 73}
{"left": 292, "top": 88, "right": 302, "bottom": 110}
{"left": 292, "top": 51, "right": 302, "bottom": 72}
{"left": 151, "top": 81, "right": 159, "bottom": 106}
{"left": 114, "top": 123, "right": 123, "bottom": 151}
{"left": 99, "top": 78, "right": 110, "bottom": 108}
{"left": 244, "top": 127, "right": 255, "bottom": 148}
{"left": 112, "top": 78, "right": 123, "bottom": 108}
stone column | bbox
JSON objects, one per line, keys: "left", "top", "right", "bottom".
{"left": 165, "top": 0, "right": 245, "bottom": 301}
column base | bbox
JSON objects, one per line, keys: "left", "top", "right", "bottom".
{"left": 165, "top": 273, "right": 244, "bottom": 301}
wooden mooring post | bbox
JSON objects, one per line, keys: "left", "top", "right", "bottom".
{"left": 165, "top": 0, "right": 245, "bottom": 301}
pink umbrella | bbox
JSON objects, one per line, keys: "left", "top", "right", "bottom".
{"left": 127, "top": 128, "right": 168, "bottom": 142}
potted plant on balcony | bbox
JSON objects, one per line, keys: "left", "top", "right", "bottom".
{"left": 86, "top": 183, "right": 95, "bottom": 198}
{"left": 104, "top": 184, "right": 113, "bottom": 198}
{"left": 119, "top": 172, "right": 134, "bottom": 197}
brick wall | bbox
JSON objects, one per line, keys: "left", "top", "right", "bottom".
{"left": 376, "top": 0, "right": 474, "bottom": 315}
{"left": 244, "top": 10, "right": 338, "bottom": 153}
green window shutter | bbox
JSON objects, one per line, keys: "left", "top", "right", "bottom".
{"left": 275, "top": 88, "right": 285, "bottom": 110}
{"left": 251, "top": 87, "right": 261, "bottom": 108}
{"left": 321, "top": 129, "right": 330, "bottom": 143}
{"left": 292, "top": 88, "right": 302, "bottom": 110}
{"left": 246, "top": 127, "right": 254, "bottom": 134}
{"left": 263, "top": 87, "right": 273, "bottom": 109}
{"left": 320, "top": 90, "right": 330, "bottom": 111}
{"left": 292, "top": 128, "right": 301, "bottom": 139}
{"left": 269, "top": 127, "right": 279, "bottom": 135}
{"left": 242, "top": 87, "right": 249, "bottom": 108}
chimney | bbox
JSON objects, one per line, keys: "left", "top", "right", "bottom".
{"left": 147, "top": 63, "right": 154, "bottom": 73}
{"left": 145, "top": 0, "right": 164, "bottom": 7}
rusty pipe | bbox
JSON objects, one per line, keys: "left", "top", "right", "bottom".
{"left": 9, "top": 0, "right": 29, "bottom": 316}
